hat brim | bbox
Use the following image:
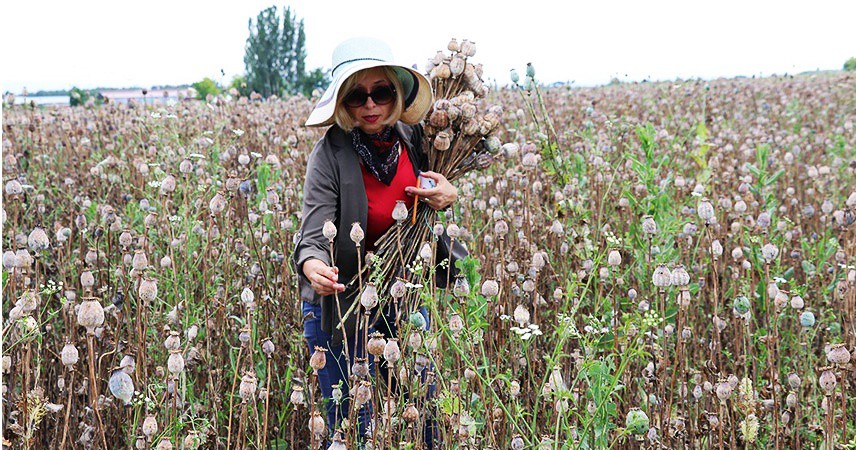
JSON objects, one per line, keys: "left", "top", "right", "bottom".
{"left": 305, "top": 60, "right": 433, "bottom": 128}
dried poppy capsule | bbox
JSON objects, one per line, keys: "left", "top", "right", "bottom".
{"left": 352, "top": 357, "right": 370, "bottom": 378}
{"left": 109, "top": 368, "right": 134, "bottom": 405}
{"left": 27, "top": 227, "right": 49, "bottom": 251}
{"left": 239, "top": 372, "right": 258, "bottom": 401}
{"left": 367, "top": 332, "right": 386, "bottom": 357}
{"left": 389, "top": 279, "right": 406, "bottom": 299}
{"left": 77, "top": 297, "right": 105, "bottom": 334}
{"left": 447, "top": 38, "right": 459, "bottom": 52}
{"left": 383, "top": 338, "right": 401, "bottom": 363}
{"left": 262, "top": 339, "right": 275, "bottom": 356}
{"left": 449, "top": 55, "right": 465, "bottom": 77}
{"left": 308, "top": 410, "right": 326, "bottom": 435}
{"left": 61, "top": 342, "right": 79, "bottom": 367}
{"left": 354, "top": 380, "right": 373, "bottom": 409}
{"left": 132, "top": 249, "right": 148, "bottom": 271}
{"left": 607, "top": 250, "right": 622, "bottom": 267}
{"left": 433, "top": 131, "right": 452, "bottom": 151}
{"left": 290, "top": 385, "right": 305, "bottom": 406}
{"left": 818, "top": 367, "right": 836, "bottom": 392}
{"left": 431, "top": 63, "right": 451, "bottom": 79}
{"left": 142, "top": 414, "right": 158, "bottom": 439}
{"left": 429, "top": 110, "right": 450, "bottom": 128}
{"left": 652, "top": 264, "right": 671, "bottom": 288}
{"left": 167, "top": 349, "right": 185, "bottom": 375}
{"left": 350, "top": 222, "right": 364, "bottom": 245}
{"left": 322, "top": 220, "right": 337, "bottom": 241}
{"left": 209, "top": 192, "right": 227, "bottom": 215}
{"left": 392, "top": 201, "right": 409, "bottom": 222}
{"left": 309, "top": 346, "right": 327, "bottom": 372}
{"left": 138, "top": 277, "right": 158, "bottom": 303}
{"left": 826, "top": 344, "right": 851, "bottom": 365}
{"left": 481, "top": 279, "right": 499, "bottom": 297}
{"left": 641, "top": 215, "right": 658, "bottom": 234}
{"left": 402, "top": 403, "right": 419, "bottom": 423}
{"left": 360, "top": 283, "right": 379, "bottom": 309}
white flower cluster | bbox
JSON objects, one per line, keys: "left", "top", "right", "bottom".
{"left": 510, "top": 323, "right": 543, "bottom": 340}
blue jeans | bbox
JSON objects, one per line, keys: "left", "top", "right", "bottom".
{"left": 302, "top": 301, "right": 436, "bottom": 446}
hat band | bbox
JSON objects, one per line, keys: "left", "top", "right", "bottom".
{"left": 332, "top": 57, "right": 386, "bottom": 78}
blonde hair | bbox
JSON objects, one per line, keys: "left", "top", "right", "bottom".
{"left": 333, "top": 66, "right": 404, "bottom": 132}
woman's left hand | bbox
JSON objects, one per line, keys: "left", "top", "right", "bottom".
{"left": 405, "top": 171, "right": 458, "bottom": 211}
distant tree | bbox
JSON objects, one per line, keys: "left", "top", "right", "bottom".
{"left": 844, "top": 57, "right": 856, "bottom": 72}
{"left": 229, "top": 75, "right": 250, "bottom": 97}
{"left": 192, "top": 78, "right": 221, "bottom": 100}
{"left": 243, "top": 6, "right": 328, "bottom": 97}
{"left": 68, "top": 87, "right": 104, "bottom": 107}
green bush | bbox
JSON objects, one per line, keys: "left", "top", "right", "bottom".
{"left": 844, "top": 57, "right": 856, "bottom": 72}
{"left": 69, "top": 87, "right": 104, "bottom": 107}
{"left": 191, "top": 77, "right": 221, "bottom": 100}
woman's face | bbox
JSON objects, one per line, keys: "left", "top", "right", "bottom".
{"left": 344, "top": 68, "right": 395, "bottom": 135}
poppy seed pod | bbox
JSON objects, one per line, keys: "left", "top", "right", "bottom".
{"left": 142, "top": 414, "right": 158, "bottom": 438}
{"left": 138, "top": 277, "right": 158, "bottom": 303}
{"left": 289, "top": 385, "right": 305, "bottom": 406}
{"left": 460, "top": 39, "right": 476, "bottom": 57}
{"left": 209, "top": 192, "right": 227, "bottom": 215}
{"left": 607, "top": 250, "right": 622, "bottom": 267}
{"left": 167, "top": 349, "right": 185, "bottom": 375}
{"left": 77, "top": 297, "right": 105, "bottom": 334}
{"left": 239, "top": 372, "right": 258, "bottom": 401}
{"left": 826, "top": 344, "right": 851, "bottom": 365}
{"left": 392, "top": 200, "right": 409, "bottom": 222}
{"left": 350, "top": 222, "right": 364, "bottom": 245}
{"left": 449, "top": 55, "right": 466, "bottom": 77}
{"left": 309, "top": 346, "right": 327, "bottom": 372}
{"left": 453, "top": 275, "right": 470, "bottom": 297}
{"left": 132, "top": 250, "right": 148, "bottom": 271}
{"left": 431, "top": 63, "right": 451, "bottom": 80}
{"left": 641, "top": 216, "right": 658, "bottom": 234}
{"left": 429, "top": 110, "right": 450, "bottom": 129}
{"left": 419, "top": 242, "right": 433, "bottom": 261}
{"left": 433, "top": 131, "right": 452, "bottom": 151}
{"left": 447, "top": 38, "right": 459, "bottom": 52}
{"left": 383, "top": 338, "right": 401, "bottom": 363}
{"left": 446, "top": 223, "right": 461, "bottom": 239}
{"left": 367, "top": 332, "right": 387, "bottom": 357}
{"left": 360, "top": 283, "right": 379, "bottom": 309}
{"left": 164, "top": 330, "right": 181, "bottom": 351}
{"left": 652, "top": 264, "right": 672, "bottom": 288}
{"left": 390, "top": 279, "right": 406, "bottom": 298}
{"left": 262, "top": 338, "right": 275, "bottom": 356}
{"left": 481, "top": 279, "right": 499, "bottom": 297}
{"left": 352, "top": 357, "right": 370, "bottom": 378}
{"left": 513, "top": 304, "right": 530, "bottom": 327}
{"left": 159, "top": 175, "right": 176, "bottom": 195}
{"left": 322, "top": 220, "right": 337, "bottom": 241}
{"left": 818, "top": 368, "right": 836, "bottom": 392}
{"left": 354, "top": 380, "right": 373, "bottom": 409}
{"left": 27, "top": 227, "right": 50, "bottom": 251}
{"left": 697, "top": 198, "right": 715, "bottom": 223}
{"left": 308, "top": 410, "right": 326, "bottom": 435}
{"left": 61, "top": 343, "right": 79, "bottom": 367}
{"left": 108, "top": 369, "right": 134, "bottom": 405}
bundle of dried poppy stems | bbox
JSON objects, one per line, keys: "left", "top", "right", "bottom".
{"left": 348, "top": 38, "right": 505, "bottom": 299}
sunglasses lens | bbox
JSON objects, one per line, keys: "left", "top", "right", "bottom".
{"left": 344, "top": 90, "right": 368, "bottom": 107}
{"left": 343, "top": 85, "right": 395, "bottom": 107}
{"left": 371, "top": 86, "right": 395, "bottom": 105}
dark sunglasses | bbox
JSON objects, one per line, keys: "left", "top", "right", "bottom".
{"left": 342, "top": 85, "right": 396, "bottom": 108}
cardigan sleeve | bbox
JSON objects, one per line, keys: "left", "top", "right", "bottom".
{"left": 293, "top": 137, "right": 339, "bottom": 288}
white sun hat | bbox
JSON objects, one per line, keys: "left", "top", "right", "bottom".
{"left": 304, "top": 36, "right": 433, "bottom": 127}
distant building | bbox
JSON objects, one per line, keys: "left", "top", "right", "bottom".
{"left": 99, "top": 88, "right": 187, "bottom": 104}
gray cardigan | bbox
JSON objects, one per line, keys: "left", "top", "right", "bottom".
{"left": 294, "top": 122, "right": 427, "bottom": 345}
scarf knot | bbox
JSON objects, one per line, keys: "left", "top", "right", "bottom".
{"left": 351, "top": 126, "right": 401, "bottom": 185}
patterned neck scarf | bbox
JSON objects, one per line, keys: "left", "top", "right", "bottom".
{"left": 351, "top": 126, "right": 401, "bottom": 185}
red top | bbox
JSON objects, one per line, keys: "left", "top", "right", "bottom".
{"left": 361, "top": 145, "right": 417, "bottom": 251}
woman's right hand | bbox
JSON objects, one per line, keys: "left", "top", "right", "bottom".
{"left": 303, "top": 259, "right": 346, "bottom": 296}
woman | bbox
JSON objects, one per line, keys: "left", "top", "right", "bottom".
{"left": 294, "top": 37, "right": 458, "bottom": 442}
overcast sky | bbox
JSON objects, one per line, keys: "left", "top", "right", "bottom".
{"left": 3, "top": 0, "right": 855, "bottom": 94}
